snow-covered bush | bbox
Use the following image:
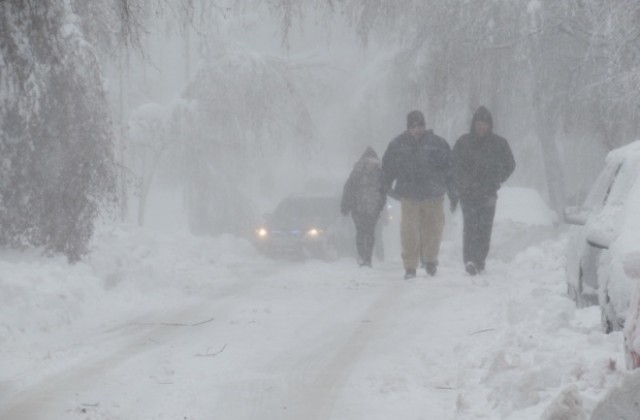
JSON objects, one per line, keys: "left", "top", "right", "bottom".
{"left": 0, "top": 1, "right": 116, "bottom": 261}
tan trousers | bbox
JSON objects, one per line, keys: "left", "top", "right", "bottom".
{"left": 401, "top": 197, "right": 445, "bottom": 270}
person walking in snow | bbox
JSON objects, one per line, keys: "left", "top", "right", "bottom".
{"left": 381, "top": 110, "right": 457, "bottom": 279}
{"left": 452, "top": 105, "right": 515, "bottom": 276}
{"left": 341, "top": 147, "right": 387, "bottom": 267}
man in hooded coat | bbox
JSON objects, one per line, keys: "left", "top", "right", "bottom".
{"left": 453, "top": 106, "right": 515, "bottom": 275}
{"left": 341, "top": 147, "right": 387, "bottom": 267}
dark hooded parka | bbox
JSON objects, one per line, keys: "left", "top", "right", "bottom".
{"left": 453, "top": 106, "right": 515, "bottom": 272}
{"left": 341, "top": 147, "right": 387, "bottom": 266}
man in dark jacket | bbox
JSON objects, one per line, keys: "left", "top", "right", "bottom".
{"left": 341, "top": 147, "right": 387, "bottom": 267}
{"left": 453, "top": 106, "right": 515, "bottom": 275}
{"left": 382, "top": 110, "right": 457, "bottom": 279}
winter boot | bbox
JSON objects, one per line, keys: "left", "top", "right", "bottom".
{"left": 404, "top": 268, "right": 417, "bottom": 280}
{"left": 358, "top": 256, "right": 372, "bottom": 267}
{"left": 426, "top": 262, "right": 437, "bottom": 276}
{"left": 465, "top": 262, "right": 478, "bottom": 276}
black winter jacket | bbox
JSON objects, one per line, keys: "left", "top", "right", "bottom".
{"left": 381, "top": 129, "right": 456, "bottom": 201}
{"left": 341, "top": 147, "right": 387, "bottom": 218}
{"left": 452, "top": 107, "right": 515, "bottom": 203}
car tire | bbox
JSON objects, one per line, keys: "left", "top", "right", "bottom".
{"left": 574, "top": 267, "right": 586, "bottom": 307}
{"left": 601, "top": 307, "right": 614, "bottom": 334}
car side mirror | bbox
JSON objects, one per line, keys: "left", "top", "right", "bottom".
{"left": 563, "top": 206, "right": 590, "bottom": 226}
{"left": 586, "top": 230, "right": 612, "bottom": 249}
{"left": 585, "top": 205, "right": 622, "bottom": 250}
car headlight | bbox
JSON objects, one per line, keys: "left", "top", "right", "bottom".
{"left": 306, "top": 228, "right": 323, "bottom": 237}
{"left": 256, "top": 228, "right": 268, "bottom": 238}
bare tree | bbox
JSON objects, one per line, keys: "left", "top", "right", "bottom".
{"left": 128, "top": 104, "right": 176, "bottom": 226}
{"left": 0, "top": 0, "right": 116, "bottom": 261}
{"left": 176, "top": 44, "right": 318, "bottom": 236}
{"left": 272, "top": 0, "right": 640, "bottom": 213}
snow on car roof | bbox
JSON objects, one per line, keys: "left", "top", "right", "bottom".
{"left": 606, "top": 140, "right": 640, "bottom": 164}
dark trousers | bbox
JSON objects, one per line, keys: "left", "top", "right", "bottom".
{"left": 461, "top": 197, "right": 497, "bottom": 269}
{"left": 353, "top": 212, "right": 380, "bottom": 264}
{"left": 374, "top": 222, "right": 384, "bottom": 261}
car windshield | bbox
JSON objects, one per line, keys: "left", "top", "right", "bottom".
{"left": 273, "top": 196, "right": 339, "bottom": 226}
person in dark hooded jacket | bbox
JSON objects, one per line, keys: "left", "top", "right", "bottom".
{"left": 341, "top": 147, "right": 387, "bottom": 267}
{"left": 453, "top": 106, "right": 515, "bottom": 275}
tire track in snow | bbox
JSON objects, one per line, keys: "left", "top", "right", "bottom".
{"left": 287, "top": 278, "right": 408, "bottom": 419}
{"left": 275, "top": 265, "right": 477, "bottom": 420}
{"left": 207, "top": 264, "right": 407, "bottom": 420}
{"left": 0, "top": 279, "right": 256, "bottom": 420}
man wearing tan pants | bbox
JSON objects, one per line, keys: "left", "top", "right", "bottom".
{"left": 382, "top": 110, "right": 457, "bottom": 279}
{"left": 401, "top": 197, "right": 445, "bottom": 272}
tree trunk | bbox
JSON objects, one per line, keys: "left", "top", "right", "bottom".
{"left": 118, "top": 51, "right": 129, "bottom": 221}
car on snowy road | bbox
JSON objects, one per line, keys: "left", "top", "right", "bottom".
{"left": 253, "top": 193, "right": 353, "bottom": 261}
{"left": 563, "top": 141, "right": 640, "bottom": 348}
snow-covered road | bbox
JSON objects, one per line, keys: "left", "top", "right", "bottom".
{"left": 0, "top": 222, "right": 630, "bottom": 419}
{"left": 5, "top": 260, "right": 487, "bottom": 419}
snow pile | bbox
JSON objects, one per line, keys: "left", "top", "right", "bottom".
{"left": 491, "top": 187, "right": 558, "bottom": 261}
{"left": 0, "top": 224, "right": 258, "bottom": 394}
{"left": 87, "top": 225, "right": 257, "bottom": 293}
{"left": 589, "top": 369, "right": 640, "bottom": 419}
{"left": 540, "top": 386, "right": 587, "bottom": 420}
{"left": 495, "top": 187, "right": 557, "bottom": 226}
{"left": 448, "top": 237, "right": 625, "bottom": 419}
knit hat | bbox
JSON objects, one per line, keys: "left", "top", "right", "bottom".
{"left": 471, "top": 106, "right": 493, "bottom": 130}
{"left": 407, "top": 110, "right": 425, "bottom": 128}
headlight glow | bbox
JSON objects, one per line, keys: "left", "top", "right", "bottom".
{"left": 257, "top": 228, "right": 268, "bottom": 238}
{"left": 306, "top": 228, "right": 322, "bottom": 237}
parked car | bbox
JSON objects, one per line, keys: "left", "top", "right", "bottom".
{"left": 563, "top": 141, "right": 640, "bottom": 342}
{"left": 623, "top": 252, "right": 640, "bottom": 369}
{"left": 253, "top": 193, "right": 353, "bottom": 261}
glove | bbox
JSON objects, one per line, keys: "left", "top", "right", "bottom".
{"left": 386, "top": 187, "right": 400, "bottom": 201}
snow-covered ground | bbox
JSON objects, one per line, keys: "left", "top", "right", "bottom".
{"left": 0, "top": 188, "right": 633, "bottom": 419}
